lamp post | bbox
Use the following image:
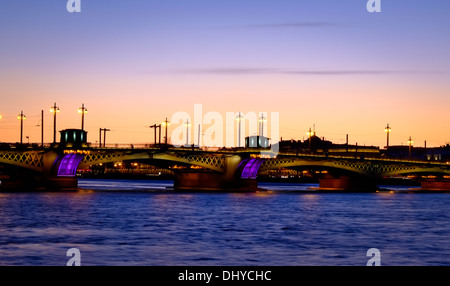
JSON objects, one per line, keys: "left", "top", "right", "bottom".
{"left": 17, "top": 111, "right": 26, "bottom": 144}
{"left": 41, "top": 110, "right": 44, "bottom": 147}
{"left": 407, "top": 136, "right": 413, "bottom": 158}
{"left": 185, "top": 119, "right": 191, "bottom": 146}
{"left": 50, "top": 102, "right": 60, "bottom": 143}
{"left": 258, "top": 113, "right": 266, "bottom": 137}
{"left": 307, "top": 127, "right": 315, "bottom": 151}
{"left": 162, "top": 118, "right": 170, "bottom": 146}
{"left": 78, "top": 103, "right": 87, "bottom": 131}
{"left": 385, "top": 124, "right": 391, "bottom": 149}
{"left": 236, "top": 112, "right": 244, "bottom": 147}
{"left": 346, "top": 134, "right": 349, "bottom": 154}
{"left": 99, "top": 128, "right": 102, "bottom": 147}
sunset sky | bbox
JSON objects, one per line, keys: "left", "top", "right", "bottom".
{"left": 1, "top": 1, "right": 449, "bottom": 148}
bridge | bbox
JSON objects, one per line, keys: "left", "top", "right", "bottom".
{"left": 1, "top": 131, "right": 450, "bottom": 191}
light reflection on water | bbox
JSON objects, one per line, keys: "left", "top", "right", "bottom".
{"left": 1, "top": 179, "right": 450, "bottom": 266}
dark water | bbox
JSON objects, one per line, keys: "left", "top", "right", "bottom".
{"left": 1, "top": 179, "right": 450, "bottom": 266}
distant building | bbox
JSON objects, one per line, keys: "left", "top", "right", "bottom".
{"left": 274, "top": 134, "right": 380, "bottom": 156}
{"left": 386, "top": 144, "right": 450, "bottom": 161}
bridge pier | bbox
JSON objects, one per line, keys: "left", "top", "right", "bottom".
{"left": 420, "top": 178, "right": 450, "bottom": 191}
{"left": 173, "top": 170, "right": 257, "bottom": 192}
{"left": 173, "top": 155, "right": 259, "bottom": 192}
{"left": 44, "top": 177, "right": 78, "bottom": 189}
{"left": 318, "top": 173, "right": 378, "bottom": 192}
{"left": 0, "top": 150, "right": 82, "bottom": 191}
{"left": 0, "top": 173, "right": 77, "bottom": 191}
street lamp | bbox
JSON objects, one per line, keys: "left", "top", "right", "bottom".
{"left": 236, "top": 112, "right": 244, "bottom": 147}
{"left": 50, "top": 102, "right": 60, "bottom": 143}
{"left": 184, "top": 119, "right": 191, "bottom": 146}
{"left": 17, "top": 111, "right": 26, "bottom": 144}
{"left": 407, "top": 136, "right": 413, "bottom": 158}
{"left": 385, "top": 124, "right": 391, "bottom": 149}
{"left": 78, "top": 103, "right": 87, "bottom": 131}
{"left": 162, "top": 118, "right": 170, "bottom": 146}
{"left": 306, "top": 127, "right": 315, "bottom": 137}
{"left": 258, "top": 113, "right": 266, "bottom": 137}
{"left": 307, "top": 127, "right": 315, "bottom": 151}
{"left": 40, "top": 110, "right": 44, "bottom": 147}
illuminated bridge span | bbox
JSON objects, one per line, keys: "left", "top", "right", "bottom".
{"left": 259, "top": 155, "right": 450, "bottom": 178}
{"left": 1, "top": 144, "right": 450, "bottom": 191}
{"left": 1, "top": 128, "right": 450, "bottom": 191}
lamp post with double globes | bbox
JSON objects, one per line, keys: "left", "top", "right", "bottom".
{"left": 50, "top": 102, "right": 60, "bottom": 143}
{"left": 162, "top": 118, "right": 170, "bottom": 147}
{"left": 17, "top": 111, "right": 26, "bottom": 144}
{"left": 408, "top": 136, "right": 414, "bottom": 158}
{"left": 78, "top": 103, "right": 88, "bottom": 131}
{"left": 385, "top": 124, "right": 392, "bottom": 149}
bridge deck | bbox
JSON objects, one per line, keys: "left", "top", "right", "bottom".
{"left": 1, "top": 146, "right": 449, "bottom": 178}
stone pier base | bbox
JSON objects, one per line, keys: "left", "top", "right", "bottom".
{"left": 174, "top": 170, "right": 258, "bottom": 192}
{"left": 421, "top": 179, "right": 450, "bottom": 191}
{"left": 318, "top": 174, "right": 378, "bottom": 192}
{"left": 45, "top": 177, "right": 78, "bottom": 190}
{"left": 0, "top": 175, "right": 78, "bottom": 191}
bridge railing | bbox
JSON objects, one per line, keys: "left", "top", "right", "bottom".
{"left": 1, "top": 142, "right": 449, "bottom": 166}
{"left": 276, "top": 151, "right": 449, "bottom": 165}
{"left": 0, "top": 143, "right": 53, "bottom": 150}
{"left": 93, "top": 143, "right": 153, "bottom": 149}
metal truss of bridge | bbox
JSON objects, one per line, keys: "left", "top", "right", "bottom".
{"left": 1, "top": 144, "right": 450, "bottom": 191}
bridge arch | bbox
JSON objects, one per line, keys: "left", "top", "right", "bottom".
{"left": 53, "top": 153, "right": 85, "bottom": 177}
{"left": 259, "top": 157, "right": 450, "bottom": 178}
{"left": 79, "top": 151, "right": 226, "bottom": 173}
{"left": 236, "top": 158, "right": 266, "bottom": 179}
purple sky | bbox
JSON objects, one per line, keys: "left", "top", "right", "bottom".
{"left": 1, "top": 1, "right": 449, "bottom": 147}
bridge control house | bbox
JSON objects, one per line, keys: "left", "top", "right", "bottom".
{"left": 59, "top": 129, "right": 88, "bottom": 149}
{"left": 245, "top": 136, "right": 270, "bottom": 148}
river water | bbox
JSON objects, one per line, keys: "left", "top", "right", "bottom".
{"left": 1, "top": 179, "right": 450, "bottom": 266}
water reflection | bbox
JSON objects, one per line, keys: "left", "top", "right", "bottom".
{"left": 1, "top": 179, "right": 450, "bottom": 265}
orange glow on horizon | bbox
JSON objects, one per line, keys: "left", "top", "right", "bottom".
{"left": 1, "top": 71, "right": 449, "bottom": 148}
